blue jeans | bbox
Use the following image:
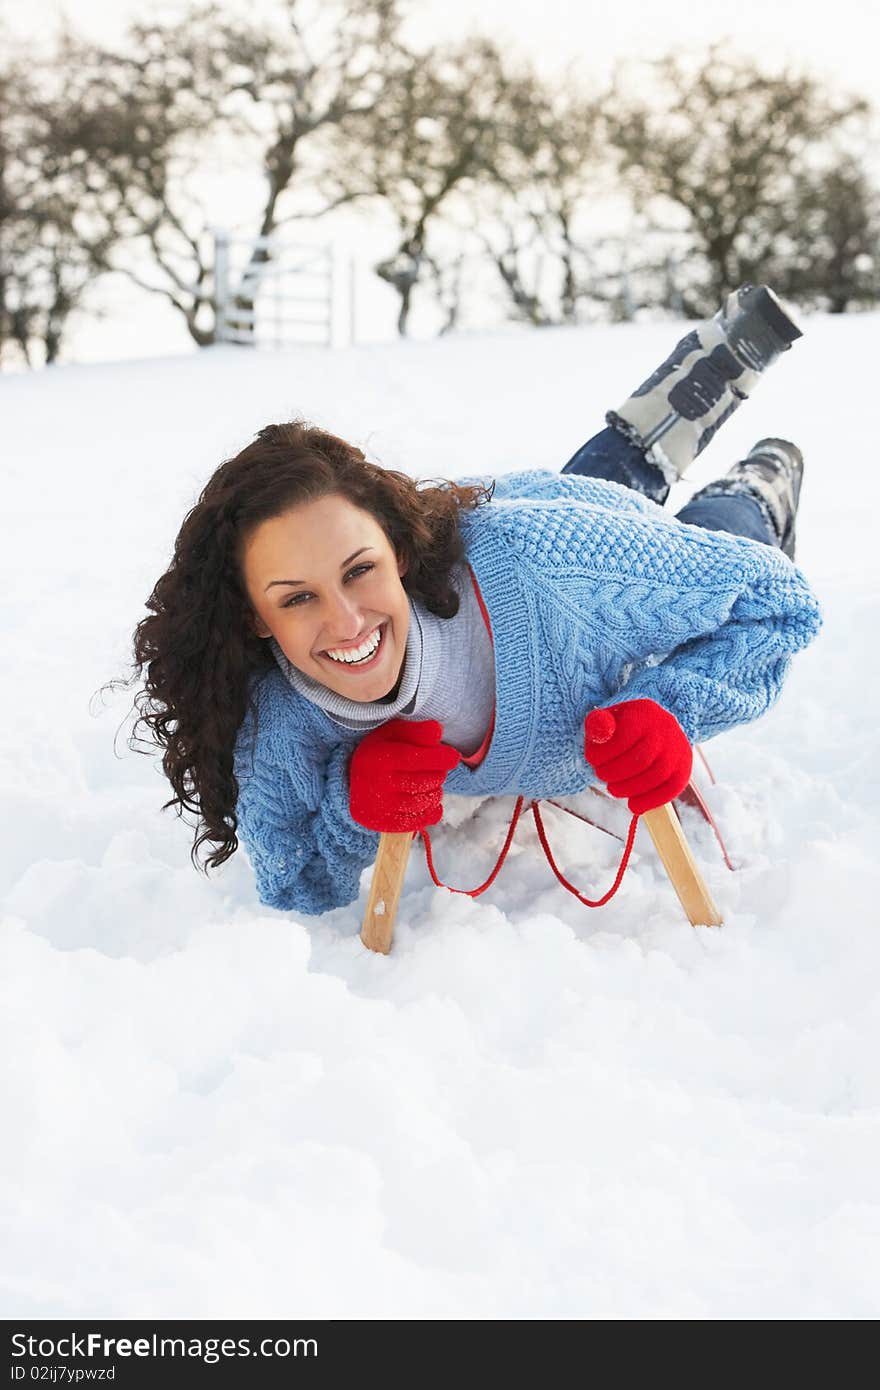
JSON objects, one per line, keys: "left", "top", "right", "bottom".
{"left": 562, "top": 427, "right": 778, "bottom": 547}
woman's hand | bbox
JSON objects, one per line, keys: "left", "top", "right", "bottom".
{"left": 349, "top": 718, "right": 462, "bottom": 833}
{"left": 584, "top": 699, "right": 692, "bottom": 814}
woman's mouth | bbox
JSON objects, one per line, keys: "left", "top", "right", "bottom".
{"left": 319, "top": 622, "right": 387, "bottom": 674}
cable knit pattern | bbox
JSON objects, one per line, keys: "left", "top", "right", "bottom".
{"left": 235, "top": 695, "right": 378, "bottom": 914}
{"left": 234, "top": 468, "right": 822, "bottom": 914}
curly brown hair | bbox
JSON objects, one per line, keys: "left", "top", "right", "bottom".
{"left": 104, "top": 420, "right": 494, "bottom": 875}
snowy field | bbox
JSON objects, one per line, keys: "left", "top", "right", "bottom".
{"left": 2, "top": 311, "right": 878, "bottom": 1319}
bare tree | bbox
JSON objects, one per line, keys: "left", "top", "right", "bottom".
{"left": 0, "top": 45, "right": 120, "bottom": 368}
{"left": 767, "top": 156, "right": 880, "bottom": 311}
{"left": 605, "top": 47, "right": 871, "bottom": 315}
{"left": 329, "top": 37, "right": 516, "bottom": 335}
{"left": 7, "top": 0, "right": 406, "bottom": 357}
{"left": 120, "top": 0, "right": 407, "bottom": 343}
{"left": 472, "top": 75, "right": 606, "bottom": 326}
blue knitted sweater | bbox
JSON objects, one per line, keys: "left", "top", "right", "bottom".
{"left": 233, "top": 469, "right": 822, "bottom": 914}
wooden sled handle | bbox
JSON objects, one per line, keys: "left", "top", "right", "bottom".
{"left": 360, "top": 800, "right": 722, "bottom": 954}
{"left": 360, "top": 831, "right": 414, "bottom": 954}
{"left": 642, "top": 803, "right": 723, "bottom": 926}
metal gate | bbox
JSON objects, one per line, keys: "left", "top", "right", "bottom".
{"left": 212, "top": 229, "right": 335, "bottom": 348}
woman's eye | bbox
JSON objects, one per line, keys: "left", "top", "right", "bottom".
{"left": 280, "top": 563, "right": 374, "bottom": 609}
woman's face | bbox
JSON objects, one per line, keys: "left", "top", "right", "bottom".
{"left": 241, "top": 493, "right": 411, "bottom": 702}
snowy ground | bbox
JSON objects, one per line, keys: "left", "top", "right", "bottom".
{"left": 2, "top": 312, "right": 878, "bottom": 1319}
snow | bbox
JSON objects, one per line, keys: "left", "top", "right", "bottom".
{"left": 2, "top": 311, "right": 878, "bottom": 1318}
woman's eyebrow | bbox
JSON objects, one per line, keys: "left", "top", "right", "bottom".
{"left": 264, "top": 546, "right": 375, "bottom": 591}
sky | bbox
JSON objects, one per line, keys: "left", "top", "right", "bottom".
{"left": 2, "top": 309, "right": 878, "bottom": 1316}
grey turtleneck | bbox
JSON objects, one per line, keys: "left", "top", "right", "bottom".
{"left": 269, "top": 562, "right": 495, "bottom": 756}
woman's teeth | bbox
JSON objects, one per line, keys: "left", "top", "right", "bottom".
{"left": 325, "top": 625, "right": 383, "bottom": 665}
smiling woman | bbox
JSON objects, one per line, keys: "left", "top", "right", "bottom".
{"left": 110, "top": 421, "right": 492, "bottom": 878}
{"left": 109, "top": 288, "right": 822, "bottom": 918}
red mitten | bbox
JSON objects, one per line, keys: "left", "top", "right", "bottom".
{"left": 584, "top": 699, "right": 692, "bottom": 815}
{"left": 349, "top": 718, "right": 462, "bottom": 833}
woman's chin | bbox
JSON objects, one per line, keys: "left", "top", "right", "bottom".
{"left": 324, "top": 649, "right": 401, "bottom": 702}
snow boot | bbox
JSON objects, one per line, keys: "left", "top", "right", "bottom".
{"left": 606, "top": 286, "right": 803, "bottom": 486}
{"left": 690, "top": 438, "right": 804, "bottom": 560}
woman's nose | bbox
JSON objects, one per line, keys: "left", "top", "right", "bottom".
{"left": 324, "top": 589, "right": 362, "bottom": 639}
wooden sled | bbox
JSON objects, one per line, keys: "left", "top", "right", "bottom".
{"left": 361, "top": 764, "right": 725, "bottom": 954}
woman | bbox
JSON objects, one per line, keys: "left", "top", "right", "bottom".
{"left": 123, "top": 285, "right": 822, "bottom": 916}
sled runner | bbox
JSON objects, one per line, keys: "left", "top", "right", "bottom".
{"left": 361, "top": 748, "right": 728, "bottom": 954}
